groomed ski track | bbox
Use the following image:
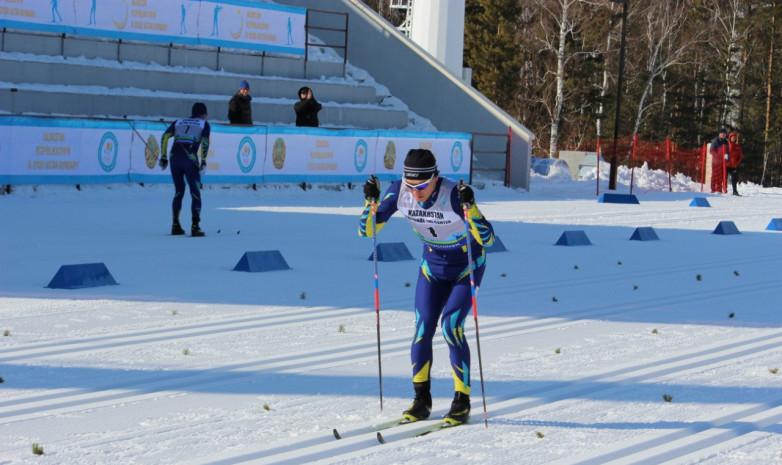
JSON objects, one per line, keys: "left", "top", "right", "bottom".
{"left": 3, "top": 258, "right": 781, "bottom": 463}
{"left": 2, "top": 187, "right": 780, "bottom": 464}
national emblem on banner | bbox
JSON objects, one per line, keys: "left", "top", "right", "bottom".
{"left": 384, "top": 140, "right": 396, "bottom": 170}
{"left": 354, "top": 139, "right": 368, "bottom": 172}
{"left": 98, "top": 132, "right": 119, "bottom": 172}
{"left": 450, "top": 141, "right": 464, "bottom": 172}
{"left": 272, "top": 137, "right": 286, "bottom": 169}
{"left": 144, "top": 135, "right": 160, "bottom": 169}
{"left": 237, "top": 136, "right": 256, "bottom": 173}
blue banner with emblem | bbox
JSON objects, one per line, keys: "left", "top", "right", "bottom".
{"left": 0, "top": 116, "right": 472, "bottom": 185}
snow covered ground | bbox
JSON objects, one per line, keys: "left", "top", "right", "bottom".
{"left": 1, "top": 166, "right": 781, "bottom": 464}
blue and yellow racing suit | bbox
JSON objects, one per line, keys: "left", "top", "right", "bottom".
{"left": 161, "top": 117, "right": 210, "bottom": 222}
{"left": 359, "top": 177, "right": 494, "bottom": 395}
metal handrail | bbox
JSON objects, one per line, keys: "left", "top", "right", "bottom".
{"left": 470, "top": 130, "right": 511, "bottom": 186}
{"left": 304, "top": 9, "right": 349, "bottom": 77}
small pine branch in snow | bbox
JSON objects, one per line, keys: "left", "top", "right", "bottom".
{"left": 31, "top": 443, "right": 44, "bottom": 455}
{"left": 535, "top": 431, "right": 545, "bottom": 438}
{"left": 182, "top": 348, "right": 190, "bottom": 355}
{"left": 263, "top": 403, "right": 271, "bottom": 411}
{"left": 338, "top": 324, "right": 345, "bottom": 333}
{"left": 554, "top": 348, "right": 561, "bottom": 354}
{"left": 3, "top": 329, "right": 9, "bottom": 336}
{"left": 770, "top": 367, "right": 779, "bottom": 374}
{"left": 696, "top": 274, "right": 702, "bottom": 281}
{"left": 300, "top": 291, "right": 307, "bottom": 300}
{"left": 651, "top": 328, "right": 658, "bottom": 334}
{"left": 662, "top": 394, "right": 673, "bottom": 402}
{"left": 171, "top": 310, "right": 178, "bottom": 316}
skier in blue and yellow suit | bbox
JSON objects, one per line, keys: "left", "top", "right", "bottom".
{"left": 359, "top": 149, "right": 494, "bottom": 426}
{"left": 160, "top": 102, "right": 210, "bottom": 237}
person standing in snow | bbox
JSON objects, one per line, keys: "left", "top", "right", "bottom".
{"left": 160, "top": 102, "right": 210, "bottom": 237}
{"left": 358, "top": 149, "right": 495, "bottom": 426}
{"left": 709, "top": 128, "right": 730, "bottom": 193}
{"left": 294, "top": 86, "right": 321, "bottom": 127}
{"left": 727, "top": 132, "right": 743, "bottom": 196}
{"left": 228, "top": 80, "right": 252, "bottom": 125}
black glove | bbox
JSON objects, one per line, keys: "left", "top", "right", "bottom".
{"left": 159, "top": 157, "right": 168, "bottom": 170}
{"left": 363, "top": 175, "right": 380, "bottom": 201}
{"left": 200, "top": 160, "right": 207, "bottom": 172}
{"left": 457, "top": 181, "right": 474, "bottom": 207}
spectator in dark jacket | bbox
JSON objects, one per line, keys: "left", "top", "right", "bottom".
{"left": 228, "top": 80, "right": 252, "bottom": 125}
{"left": 709, "top": 128, "right": 730, "bottom": 193}
{"left": 294, "top": 86, "right": 322, "bottom": 127}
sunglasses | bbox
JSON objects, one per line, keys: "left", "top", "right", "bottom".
{"left": 403, "top": 175, "right": 435, "bottom": 191}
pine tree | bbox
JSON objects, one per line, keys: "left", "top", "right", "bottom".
{"left": 463, "top": 0, "right": 521, "bottom": 106}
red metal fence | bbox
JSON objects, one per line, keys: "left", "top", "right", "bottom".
{"left": 569, "top": 136, "right": 708, "bottom": 195}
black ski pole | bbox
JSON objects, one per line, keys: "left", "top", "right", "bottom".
{"left": 128, "top": 121, "right": 158, "bottom": 159}
{"left": 460, "top": 180, "right": 489, "bottom": 428}
{"left": 370, "top": 197, "right": 384, "bottom": 412}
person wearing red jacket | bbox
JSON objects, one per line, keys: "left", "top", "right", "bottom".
{"left": 709, "top": 128, "right": 729, "bottom": 193}
{"left": 727, "top": 132, "right": 743, "bottom": 196}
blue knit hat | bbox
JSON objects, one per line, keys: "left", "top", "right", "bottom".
{"left": 239, "top": 80, "right": 250, "bottom": 90}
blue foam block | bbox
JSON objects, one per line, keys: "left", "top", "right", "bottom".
{"left": 47, "top": 263, "right": 118, "bottom": 289}
{"left": 233, "top": 250, "right": 291, "bottom": 272}
{"left": 689, "top": 197, "right": 711, "bottom": 207}
{"left": 555, "top": 230, "right": 592, "bottom": 246}
{"left": 486, "top": 235, "right": 508, "bottom": 253}
{"left": 598, "top": 193, "right": 640, "bottom": 204}
{"left": 368, "top": 242, "right": 414, "bottom": 262}
{"left": 766, "top": 218, "right": 782, "bottom": 231}
{"left": 712, "top": 221, "right": 741, "bottom": 235}
{"left": 630, "top": 227, "right": 660, "bottom": 241}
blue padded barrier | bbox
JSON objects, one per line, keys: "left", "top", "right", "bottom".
{"left": 712, "top": 221, "right": 741, "bottom": 235}
{"left": 233, "top": 250, "right": 291, "bottom": 272}
{"left": 555, "top": 231, "right": 592, "bottom": 246}
{"left": 367, "top": 242, "right": 414, "bottom": 262}
{"left": 689, "top": 197, "right": 711, "bottom": 207}
{"left": 630, "top": 227, "right": 660, "bottom": 241}
{"left": 47, "top": 263, "right": 118, "bottom": 289}
{"left": 599, "top": 193, "right": 639, "bottom": 204}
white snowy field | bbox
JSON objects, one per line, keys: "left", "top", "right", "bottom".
{"left": 1, "top": 170, "right": 781, "bottom": 465}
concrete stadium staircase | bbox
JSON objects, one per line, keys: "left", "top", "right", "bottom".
{"left": 0, "top": 30, "right": 410, "bottom": 128}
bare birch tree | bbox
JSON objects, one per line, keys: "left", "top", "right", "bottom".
{"left": 706, "top": 0, "right": 752, "bottom": 127}
{"left": 630, "top": 1, "right": 703, "bottom": 135}
{"left": 530, "top": 0, "right": 598, "bottom": 157}
{"left": 762, "top": 1, "right": 777, "bottom": 185}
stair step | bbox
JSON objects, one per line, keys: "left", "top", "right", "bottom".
{"left": 0, "top": 55, "right": 380, "bottom": 105}
{"left": 0, "top": 85, "right": 410, "bottom": 129}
